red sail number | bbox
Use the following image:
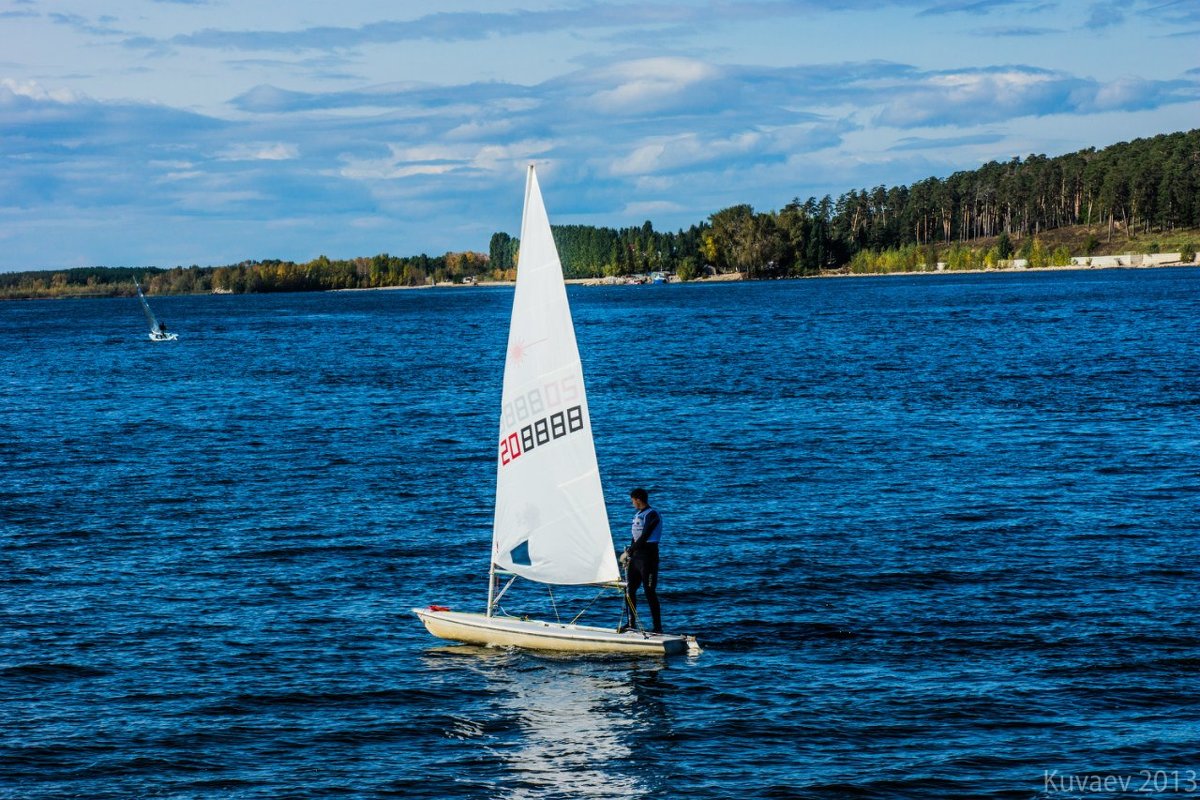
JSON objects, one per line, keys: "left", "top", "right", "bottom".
{"left": 499, "top": 432, "right": 522, "bottom": 465}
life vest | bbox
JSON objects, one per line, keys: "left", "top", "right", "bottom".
{"left": 631, "top": 507, "right": 662, "bottom": 544}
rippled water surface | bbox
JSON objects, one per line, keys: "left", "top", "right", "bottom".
{"left": 3, "top": 269, "right": 1199, "bottom": 799}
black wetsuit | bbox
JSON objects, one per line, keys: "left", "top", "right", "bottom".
{"left": 626, "top": 507, "right": 662, "bottom": 633}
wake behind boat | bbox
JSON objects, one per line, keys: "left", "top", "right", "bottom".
{"left": 135, "top": 280, "right": 178, "bottom": 341}
{"left": 413, "top": 166, "right": 698, "bottom": 656}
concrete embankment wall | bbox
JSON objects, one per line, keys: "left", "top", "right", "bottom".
{"left": 999, "top": 253, "right": 1197, "bottom": 269}
{"left": 1071, "top": 253, "right": 1191, "bottom": 267}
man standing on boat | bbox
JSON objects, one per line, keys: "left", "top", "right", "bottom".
{"left": 622, "top": 488, "right": 663, "bottom": 633}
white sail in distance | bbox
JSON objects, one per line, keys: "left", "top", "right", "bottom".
{"left": 136, "top": 282, "right": 161, "bottom": 333}
{"left": 491, "top": 166, "right": 619, "bottom": 586}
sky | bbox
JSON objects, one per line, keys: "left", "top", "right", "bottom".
{"left": 1, "top": 0, "right": 1198, "bottom": 272}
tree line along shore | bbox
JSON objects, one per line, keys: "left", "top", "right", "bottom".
{"left": 3, "top": 128, "right": 1198, "bottom": 300}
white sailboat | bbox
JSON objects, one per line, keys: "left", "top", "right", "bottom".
{"left": 135, "top": 280, "right": 178, "bottom": 341}
{"left": 414, "top": 166, "right": 698, "bottom": 656}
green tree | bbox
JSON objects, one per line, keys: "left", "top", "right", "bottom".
{"left": 707, "top": 205, "right": 749, "bottom": 271}
{"left": 675, "top": 256, "right": 699, "bottom": 282}
{"left": 1028, "top": 237, "right": 1049, "bottom": 268}
{"left": 997, "top": 232, "right": 1014, "bottom": 259}
{"left": 489, "top": 232, "right": 517, "bottom": 272}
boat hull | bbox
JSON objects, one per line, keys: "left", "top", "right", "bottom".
{"left": 413, "top": 607, "right": 695, "bottom": 655}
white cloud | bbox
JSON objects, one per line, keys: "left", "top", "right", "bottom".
{"left": 609, "top": 119, "right": 849, "bottom": 177}
{"left": 585, "top": 57, "right": 720, "bottom": 113}
{"left": 217, "top": 142, "right": 299, "bottom": 161}
{"left": 175, "top": 189, "right": 265, "bottom": 210}
{"left": 160, "top": 169, "right": 205, "bottom": 182}
{"left": 148, "top": 159, "right": 195, "bottom": 169}
{"left": 930, "top": 69, "right": 1052, "bottom": 100}
{"left": 1086, "top": 77, "right": 1158, "bottom": 111}
{"left": 623, "top": 199, "right": 686, "bottom": 216}
{"left": 869, "top": 66, "right": 1194, "bottom": 127}
{"left": 444, "top": 118, "right": 518, "bottom": 141}
{"left": 0, "top": 78, "right": 85, "bottom": 104}
{"left": 337, "top": 139, "right": 556, "bottom": 181}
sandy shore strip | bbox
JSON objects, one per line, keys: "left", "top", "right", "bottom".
{"left": 331, "top": 259, "right": 1197, "bottom": 291}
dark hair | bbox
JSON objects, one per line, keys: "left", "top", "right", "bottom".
{"left": 630, "top": 488, "right": 649, "bottom": 504}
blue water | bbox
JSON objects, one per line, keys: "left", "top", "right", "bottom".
{"left": 2, "top": 269, "right": 1199, "bottom": 799}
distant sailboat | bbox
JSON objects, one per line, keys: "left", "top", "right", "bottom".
{"left": 135, "top": 280, "right": 178, "bottom": 341}
{"left": 413, "top": 166, "right": 698, "bottom": 655}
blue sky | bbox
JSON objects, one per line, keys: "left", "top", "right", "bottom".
{"left": 1, "top": 0, "right": 1197, "bottom": 271}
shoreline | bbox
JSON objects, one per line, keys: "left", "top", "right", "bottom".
{"left": 5, "top": 260, "right": 1195, "bottom": 301}
{"left": 331, "top": 258, "right": 1198, "bottom": 292}
{"left": 823, "top": 260, "right": 1198, "bottom": 280}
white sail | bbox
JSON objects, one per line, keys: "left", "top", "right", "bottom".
{"left": 136, "top": 282, "right": 162, "bottom": 333}
{"left": 491, "top": 166, "right": 619, "bottom": 586}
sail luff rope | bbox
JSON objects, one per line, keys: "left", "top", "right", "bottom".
{"left": 547, "top": 586, "right": 560, "bottom": 623}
